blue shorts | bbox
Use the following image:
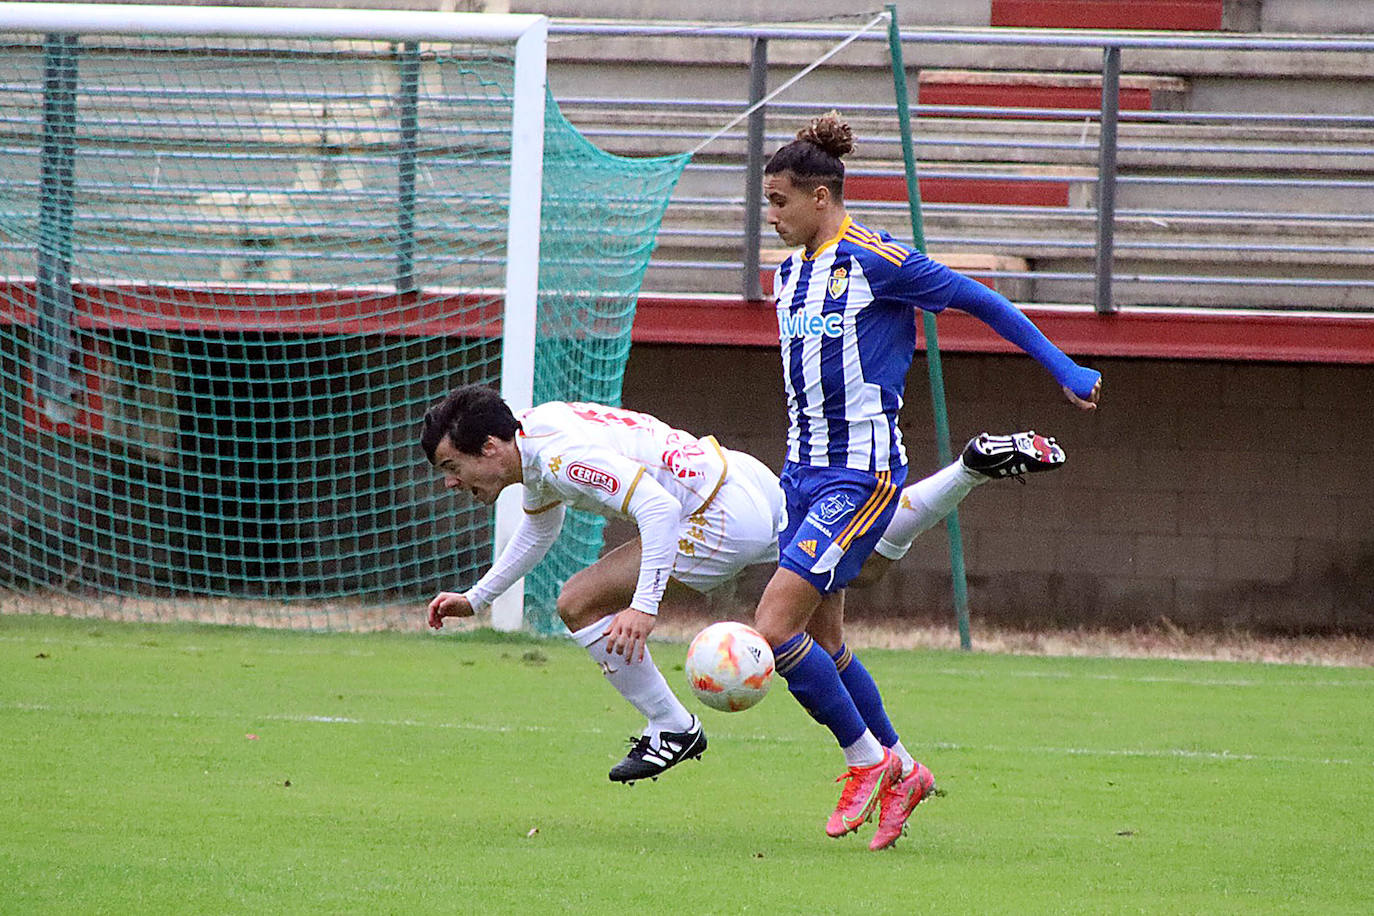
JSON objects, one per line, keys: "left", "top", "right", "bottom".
{"left": 777, "top": 461, "right": 908, "bottom": 595}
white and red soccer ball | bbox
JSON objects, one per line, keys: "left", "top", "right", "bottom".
{"left": 685, "top": 621, "right": 775, "bottom": 712}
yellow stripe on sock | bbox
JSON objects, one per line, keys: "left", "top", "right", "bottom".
{"left": 774, "top": 634, "right": 815, "bottom": 675}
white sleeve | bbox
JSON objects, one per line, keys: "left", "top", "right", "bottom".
{"left": 461, "top": 503, "right": 566, "bottom": 611}
{"left": 622, "top": 474, "right": 681, "bottom": 616}
{"left": 528, "top": 441, "right": 681, "bottom": 615}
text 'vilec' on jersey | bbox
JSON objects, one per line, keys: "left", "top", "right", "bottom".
{"left": 773, "top": 216, "right": 964, "bottom": 473}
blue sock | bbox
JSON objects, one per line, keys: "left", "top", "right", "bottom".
{"left": 773, "top": 633, "right": 868, "bottom": 748}
{"left": 832, "top": 644, "right": 900, "bottom": 748}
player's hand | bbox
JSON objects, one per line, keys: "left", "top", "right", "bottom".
{"left": 427, "top": 592, "right": 473, "bottom": 629}
{"left": 604, "top": 608, "right": 656, "bottom": 663}
{"left": 1063, "top": 375, "right": 1101, "bottom": 411}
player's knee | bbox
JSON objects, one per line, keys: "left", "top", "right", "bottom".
{"left": 555, "top": 579, "right": 596, "bottom": 631}
{"left": 752, "top": 616, "right": 791, "bottom": 650}
{"left": 754, "top": 602, "right": 813, "bottom": 650}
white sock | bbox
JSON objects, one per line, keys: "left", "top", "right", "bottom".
{"left": 889, "top": 740, "right": 916, "bottom": 778}
{"left": 874, "top": 460, "right": 985, "bottom": 560}
{"left": 571, "top": 614, "right": 694, "bottom": 736}
{"left": 842, "top": 730, "right": 886, "bottom": 768}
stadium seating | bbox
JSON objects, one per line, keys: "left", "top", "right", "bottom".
{"left": 58, "top": 0, "right": 1366, "bottom": 322}
{"left": 526, "top": 1, "right": 1374, "bottom": 327}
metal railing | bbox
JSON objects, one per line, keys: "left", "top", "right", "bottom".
{"left": 9, "top": 20, "right": 1374, "bottom": 314}
{"left": 550, "top": 21, "right": 1374, "bottom": 314}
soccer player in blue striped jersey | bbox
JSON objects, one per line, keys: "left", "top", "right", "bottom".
{"left": 754, "top": 111, "right": 1102, "bottom": 849}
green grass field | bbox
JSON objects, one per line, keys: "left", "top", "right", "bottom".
{"left": 2, "top": 614, "right": 1371, "bottom": 914}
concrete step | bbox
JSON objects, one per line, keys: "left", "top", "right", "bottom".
{"left": 836, "top": 163, "right": 1373, "bottom": 218}
{"left": 643, "top": 246, "right": 1374, "bottom": 309}
{"left": 664, "top": 159, "right": 1097, "bottom": 211}
{"left": 659, "top": 191, "right": 1374, "bottom": 248}
{"left": 561, "top": 107, "right": 1374, "bottom": 175}
{"left": 868, "top": 118, "right": 1374, "bottom": 172}
{"left": 517, "top": 1, "right": 991, "bottom": 26}
{"left": 651, "top": 200, "right": 1374, "bottom": 272}
{"left": 661, "top": 137, "right": 1373, "bottom": 224}
{"left": 1259, "top": 0, "right": 1374, "bottom": 35}
{"left": 640, "top": 258, "right": 1374, "bottom": 311}
{"left": 757, "top": 247, "right": 1032, "bottom": 299}
{"left": 915, "top": 206, "right": 1374, "bottom": 252}
{"left": 844, "top": 170, "right": 1080, "bottom": 208}
{"left": 1025, "top": 262, "right": 1374, "bottom": 309}
{"left": 544, "top": 23, "right": 1374, "bottom": 82}
{"left": 916, "top": 69, "right": 1188, "bottom": 115}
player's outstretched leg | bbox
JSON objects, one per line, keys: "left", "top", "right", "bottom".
{"left": 608, "top": 715, "right": 707, "bottom": 784}
{"left": 872, "top": 431, "right": 1064, "bottom": 566}
{"left": 869, "top": 761, "right": 936, "bottom": 850}
{"left": 960, "top": 430, "right": 1065, "bottom": 481}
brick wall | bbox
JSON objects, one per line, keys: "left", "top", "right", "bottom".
{"left": 621, "top": 344, "right": 1374, "bottom": 636}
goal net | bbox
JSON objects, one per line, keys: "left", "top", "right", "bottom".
{"left": 0, "top": 4, "right": 687, "bottom": 633}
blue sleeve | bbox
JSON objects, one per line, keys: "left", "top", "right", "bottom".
{"left": 886, "top": 250, "right": 960, "bottom": 313}
{"left": 944, "top": 273, "right": 1101, "bottom": 399}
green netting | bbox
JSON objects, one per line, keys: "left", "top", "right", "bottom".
{"left": 0, "top": 29, "right": 686, "bottom": 633}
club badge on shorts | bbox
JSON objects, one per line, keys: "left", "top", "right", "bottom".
{"left": 812, "top": 492, "right": 856, "bottom": 526}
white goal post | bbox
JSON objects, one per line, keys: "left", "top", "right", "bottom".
{"left": 0, "top": 2, "right": 547, "bottom": 630}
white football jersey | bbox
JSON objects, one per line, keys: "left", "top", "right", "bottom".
{"left": 515, "top": 401, "right": 728, "bottom": 521}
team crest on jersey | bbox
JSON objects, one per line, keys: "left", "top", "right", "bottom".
{"left": 567, "top": 462, "right": 619, "bottom": 494}
{"left": 812, "top": 492, "right": 856, "bottom": 525}
{"left": 827, "top": 266, "right": 849, "bottom": 298}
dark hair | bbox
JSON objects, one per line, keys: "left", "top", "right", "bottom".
{"left": 420, "top": 384, "right": 519, "bottom": 462}
{"left": 763, "top": 110, "right": 854, "bottom": 198}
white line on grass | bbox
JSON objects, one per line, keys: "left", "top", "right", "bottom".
{"left": 927, "top": 667, "right": 1372, "bottom": 690}
{"left": 3, "top": 700, "right": 1368, "bottom": 768}
{"left": 0, "top": 635, "right": 379, "bottom": 657}
{"left": 3, "top": 635, "right": 1369, "bottom": 688}
{"left": 926, "top": 740, "right": 1365, "bottom": 768}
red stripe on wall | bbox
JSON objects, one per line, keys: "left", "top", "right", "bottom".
{"left": 990, "top": 0, "right": 1224, "bottom": 31}
{"left": 845, "top": 174, "right": 1071, "bottom": 208}
{"left": 8, "top": 282, "right": 1373, "bottom": 365}
{"left": 918, "top": 83, "right": 1156, "bottom": 114}
{"left": 631, "top": 295, "right": 1374, "bottom": 365}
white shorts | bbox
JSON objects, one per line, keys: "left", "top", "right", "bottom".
{"left": 670, "top": 448, "right": 783, "bottom": 593}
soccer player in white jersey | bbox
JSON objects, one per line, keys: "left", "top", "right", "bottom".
{"left": 420, "top": 385, "right": 1066, "bottom": 795}
{"left": 420, "top": 385, "right": 782, "bottom": 784}
{"left": 756, "top": 111, "right": 1102, "bottom": 850}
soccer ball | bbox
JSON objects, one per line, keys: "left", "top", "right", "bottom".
{"left": 685, "top": 621, "right": 775, "bottom": 712}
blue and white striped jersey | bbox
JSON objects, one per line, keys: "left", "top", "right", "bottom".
{"left": 773, "top": 216, "right": 962, "bottom": 472}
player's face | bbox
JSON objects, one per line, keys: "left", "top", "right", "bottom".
{"left": 432, "top": 435, "right": 510, "bottom": 505}
{"left": 764, "top": 172, "right": 824, "bottom": 250}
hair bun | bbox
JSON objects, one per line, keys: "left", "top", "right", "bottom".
{"left": 796, "top": 110, "right": 854, "bottom": 159}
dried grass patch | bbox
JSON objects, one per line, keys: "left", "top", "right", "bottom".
{"left": 5, "top": 593, "right": 1371, "bottom": 667}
